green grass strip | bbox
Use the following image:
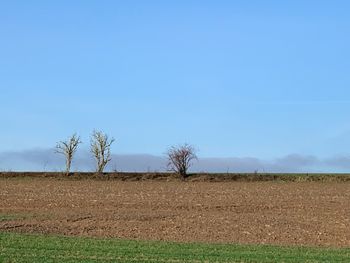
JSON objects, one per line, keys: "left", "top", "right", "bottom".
{"left": 0, "top": 232, "right": 349, "bottom": 262}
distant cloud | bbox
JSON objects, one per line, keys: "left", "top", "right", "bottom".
{"left": 0, "top": 149, "right": 167, "bottom": 172}
{"left": 324, "top": 156, "right": 350, "bottom": 169}
{"left": 0, "top": 148, "right": 59, "bottom": 171}
{"left": 267, "top": 154, "right": 318, "bottom": 172}
{"left": 193, "top": 157, "right": 264, "bottom": 173}
{"left": 0, "top": 148, "right": 349, "bottom": 173}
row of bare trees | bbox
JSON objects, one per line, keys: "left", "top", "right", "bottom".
{"left": 55, "top": 130, "right": 115, "bottom": 175}
{"left": 55, "top": 131, "right": 197, "bottom": 178}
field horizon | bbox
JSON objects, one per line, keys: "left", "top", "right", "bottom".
{"left": 2, "top": 171, "right": 350, "bottom": 182}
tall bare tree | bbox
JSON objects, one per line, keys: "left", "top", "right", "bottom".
{"left": 90, "top": 130, "right": 115, "bottom": 173}
{"left": 55, "top": 133, "right": 82, "bottom": 175}
{"left": 166, "top": 144, "right": 197, "bottom": 178}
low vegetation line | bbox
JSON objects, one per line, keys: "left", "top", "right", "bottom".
{"left": 1, "top": 172, "right": 350, "bottom": 182}
{"left": 1, "top": 232, "right": 349, "bottom": 263}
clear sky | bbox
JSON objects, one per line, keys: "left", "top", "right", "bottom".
{"left": 1, "top": 1, "right": 350, "bottom": 171}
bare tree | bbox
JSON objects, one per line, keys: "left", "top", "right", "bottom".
{"left": 90, "top": 130, "right": 115, "bottom": 173}
{"left": 166, "top": 144, "right": 197, "bottom": 178}
{"left": 55, "top": 133, "right": 82, "bottom": 175}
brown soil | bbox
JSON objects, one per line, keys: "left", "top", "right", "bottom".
{"left": 1, "top": 177, "right": 350, "bottom": 247}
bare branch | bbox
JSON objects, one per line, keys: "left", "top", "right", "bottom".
{"left": 55, "top": 133, "right": 82, "bottom": 175}
{"left": 166, "top": 143, "right": 197, "bottom": 178}
{"left": 90, "top": 130, "right": 115, "bottom": 174}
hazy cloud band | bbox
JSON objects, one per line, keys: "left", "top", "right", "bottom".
{"left": 0, "top": 148, "right": 349, "bottom": 173}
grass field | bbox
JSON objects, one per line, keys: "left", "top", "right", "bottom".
{"left": 1, "top": 232, "right": 350, "bottom": 263}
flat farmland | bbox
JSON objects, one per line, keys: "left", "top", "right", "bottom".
{"left": 1, "top": 177, "right": 350, "bottom": 247}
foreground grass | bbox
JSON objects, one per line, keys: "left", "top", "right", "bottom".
{"left": 0, "top": 215, "right": 19, "bottom": 222}
{"left": 0, "top": 213, "right": 33, "bottom": 222}
{"left": 0, "top": 232, "right": 349, "bottom": 262}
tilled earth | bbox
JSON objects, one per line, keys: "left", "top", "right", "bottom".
{"left": 1, "top": 178, "right": 350, "bottom": 247}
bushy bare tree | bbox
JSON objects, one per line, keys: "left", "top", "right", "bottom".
{"left": 166, "top": 144, "right": 197, "bottom": 178}
{"left": 90, "top": 130, "right": 115, "bottom": 173}
{"left": 55, "top": 133, "right": 81, "bottom": 175}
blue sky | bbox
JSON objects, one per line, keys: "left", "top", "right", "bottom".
{"left": 1, "top": 1, "right": 350, "bottom": 171}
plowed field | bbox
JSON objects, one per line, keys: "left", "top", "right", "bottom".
{"left": 1, "top": 178, "right": 349, "bottom": 247}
